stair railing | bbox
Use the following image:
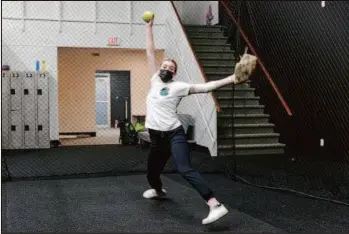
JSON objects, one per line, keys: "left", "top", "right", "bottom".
{"left": 220, "top": 1, "right": 293, "bottom": 117}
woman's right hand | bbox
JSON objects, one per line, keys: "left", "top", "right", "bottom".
{"left": 146, "top": 15, "right": 154, "bottom": 28}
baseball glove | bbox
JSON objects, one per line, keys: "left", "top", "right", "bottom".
{"left": 234, "top": 47, "right": 258, "bottom": 83}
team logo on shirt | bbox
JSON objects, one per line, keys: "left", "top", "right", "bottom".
{"left": 160, "top": 87, "right": 169, "bottom": 96}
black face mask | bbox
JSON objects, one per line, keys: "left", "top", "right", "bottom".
{"left": 159, "top": 69, "right": 174, "bottom": 82}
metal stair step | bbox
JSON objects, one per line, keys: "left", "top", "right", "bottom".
{"left": 205, "top": 71, "right": 236, "bottom": 76}
{"left": 185, "top": 25, "right": 224, "bottom": 33}
{"left": 220, "top": 104, "right": 264, "bottom": 108}
{"left": 206, "top": 74, "right": 237, "bottom": 80}
{"left": 218, "top": 133, "right": 280, "bottom": 145}
{"left": 193, "top": 45, "right": 232, "bottom": 51}
{"left": 218, "top": 123, "right": 275, "bottom": 134}
{"left": 217, "top": 96, "right": 258, "bottom": 105}
{"left": 220, "top": 105, "right": 265, "bottom": 115}
{"left": 215, "top": 87, "right": 255, "bottom": 97}
{"left": 218, "top": 114, "right": 269, "bottom": 124}
{"left": 190, "top": 38, "right": 228, "bottom": 45}
{"left": 203, "top": 64, "right": 236, "bottom": 73}
{"left": 234, "top": 143, "right": 285, "bottom": 148}
{"left": 197, "top": 55, "right": 234, "bottom": 61}
{"left": 187, "top": 31, "right": 225, "bottom": 37}
{"left": 200, "top": 59, "right": 235, "bottom": 66}
{"left": 185, "top": 25, "right": 224, "bottom": 28}
{"left": 218, "top": 92, "right": 253, "bottom": 98}
{"left": 218, "top": 113, "right": 269, "bottom": 117}
{"left": 213, "top": 82, "right": 250, "bottom": 88}
{"left": 218, "top": 143, "right": 285, "bottom": 156}
{"left": 202, "top": 64, "right": 236, "bottom": 68}
{"left": 196, "top": 50, "right": 234, "bottom": 54}
{"left": 196, "top": 52, "right": 235, "bottom": 59}
{"left": 220, "top": 87, "right": 255, "bottom": 91}
{"left": 188, "top": 35, "right": 228, "bottom": 39}
{"left": 192, "top": 43, "right": 231, "bottom": 47}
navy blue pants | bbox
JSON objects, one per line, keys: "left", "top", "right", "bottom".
{"left": 147, "top": 125, "right": 215, "bottom": 201}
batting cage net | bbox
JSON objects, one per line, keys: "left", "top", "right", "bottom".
{"left": 2, "top": 1, "right": 349, "bottom": 204}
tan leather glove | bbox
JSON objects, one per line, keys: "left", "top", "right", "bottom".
{"left": 234, "top": 47, "right": 258, "bottom": 83}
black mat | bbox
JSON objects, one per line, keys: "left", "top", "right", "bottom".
{"left": 2, "top": 174, "right": 284, "bottom": 233}
{"left": 167, "top": 174, "right": 349, "bottom": 233}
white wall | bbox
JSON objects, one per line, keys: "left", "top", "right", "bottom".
{"left": 2, "top": 1, "right": 219, "bottom": 155}
{"left": 2, "top": 1, "right": 169, "bottom": 141}
{"left": 173, "top": 1, "right": 219, "bottom": 25}
{"left": 164, "top": 2, "right": 218, "bottom": 156}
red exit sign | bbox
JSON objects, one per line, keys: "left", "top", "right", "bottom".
{"left": 107, "top": 37, "right": 120, "bottom": 46}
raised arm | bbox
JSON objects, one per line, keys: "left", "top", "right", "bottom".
{"left": 146, "top": 17, "right": 157, "bottom": 77}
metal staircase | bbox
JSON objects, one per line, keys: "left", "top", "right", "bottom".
{"left": 185, "top": 25, "right": 285, "bottom": 156}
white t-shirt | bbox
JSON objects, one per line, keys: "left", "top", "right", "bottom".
{"left": 145, "top": 73, "right": 192, "bottom": 131}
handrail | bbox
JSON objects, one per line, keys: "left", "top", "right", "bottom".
{"left": 170, "top": 1, "right": 222, "bottom": 112}
{"left": 221, "top": 1, "right": 293, "bottom": 116}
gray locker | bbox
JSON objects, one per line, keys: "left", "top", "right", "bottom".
{"left": 36, "top": 72, "right": 50, "bottom": 148}
{"left": 9, "top": 110, "right": 23, "bottom": 149}
{"left": 2, "top": 72, "right": 10, "bottom": 149}
{"left": 23, "top": 71, "right": 37, "bottom": 148}
{"left": 10, "top": 71, "right": 22, "bottom": 111}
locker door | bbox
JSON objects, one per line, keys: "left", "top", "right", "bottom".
{"left": 23, "top": 72, "right": 37, "bottom": 148}
{"left": 2, "top": 72, "right": 10, "bottom": 149}
{"left": 9, "top": 110, "right": 23, "bottom": 149}
{"left": 10, "top": 71, "right": 22, "bottom": 111}
{"left": 9, "top": 71, "right": 23, "bottom": 149}
{"left": 36, "top": 72, "right": 50, "bottom": 148}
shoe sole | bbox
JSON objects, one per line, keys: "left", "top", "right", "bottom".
{"left": 143, "top": 193, "right": 167, "bottom": 199}
{"left": 202, "top": 208, "right": 229, "bottom": 225}
{"left": 143, "top": 189, "right": 166, "bottom": 199}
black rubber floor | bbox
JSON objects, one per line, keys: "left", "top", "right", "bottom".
{"left": 2, "top": 174, "right": 284, "bottom": 233}
{"left": 167, "top": 174, "right": 349, "bottom": 233}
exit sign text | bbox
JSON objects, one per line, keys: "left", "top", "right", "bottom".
{"left": 108, "top": 37, "right": 120, "bottom": 46}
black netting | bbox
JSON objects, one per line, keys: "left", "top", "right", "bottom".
{"left": 1, "top": 145, "right": 227, "bottom": 181}
{"left": 2, "top": 1, "right": 348, "bottom": 206}
{"left": 218, "top": 1, "right": 349, "bottom": 203}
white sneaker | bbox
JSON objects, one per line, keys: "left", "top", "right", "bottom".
{"left": 202, "top": 204, "right": 229, "bottom": 225}
{"left": 142, "top": 188, "right": 167, "bottom": 199}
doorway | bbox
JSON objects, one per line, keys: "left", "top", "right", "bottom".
{"left": 59, "top": 70, "right": 131, "bottom": 146}
{"left": 95, "top": 73, "right": 111, "bottom": 128}
{"left": 108, "top": 70, "right": 131, "bottom": 126}
{"left": 95, "top": 70, "right": 131, "bottom": 127}
{"left": 92, "top": 70, "right": 131, "bottom": 145}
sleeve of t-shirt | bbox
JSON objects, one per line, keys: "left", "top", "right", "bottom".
{"left": 174, "top": 82, "right": 193, "bottom": 97}
{"left": 150, "top": 72, "right": 161, "bottom": 85}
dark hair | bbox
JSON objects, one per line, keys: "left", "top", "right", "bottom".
{"left": 163, "top": 58, "right": 178, "bottom": 73}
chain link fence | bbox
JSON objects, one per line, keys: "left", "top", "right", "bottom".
{"left": 2, "top": 1, "right": 349, "bottom": 204}
{"left": 1, "top": 1, "right": 223, "bottom": 181}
